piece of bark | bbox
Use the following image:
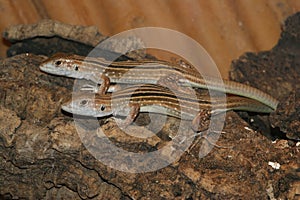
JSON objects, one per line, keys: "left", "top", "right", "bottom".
{"left": 0, "top": 54, "right": 126, "bottom": 199}
{"left": 0, "top": 54, "right": 298, "bottom": 199}
{"left": 230, "top": 12, "right": 300, "bottom": 140}
{"left": 2, "top": 19, "right": 107, "bottom": 46}
{"left": 2, "top": 19, "right": 145, "bottom": 60}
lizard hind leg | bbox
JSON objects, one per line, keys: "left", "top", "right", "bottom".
{"left": 97, "top": 74, "right": 111, "bottom": 94}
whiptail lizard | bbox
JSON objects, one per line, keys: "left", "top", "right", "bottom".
{"left": 40, "top": 53, "right": 278, "bottom": 110}
{"left": 61, "top": 84, "right": 274, "bottom": 132}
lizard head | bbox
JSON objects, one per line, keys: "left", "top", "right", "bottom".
{"left": 39, "top": 53, "right": 90, "bottom": 79}
{"left": 61, "top": 94, "right": 113, "bottom": 118}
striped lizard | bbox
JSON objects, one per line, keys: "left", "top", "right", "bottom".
{"left": 40, "top": 53, "right": 279, "bottom": 110}
{"left": 61, "top": 84, "right": 274, "bottom": 132}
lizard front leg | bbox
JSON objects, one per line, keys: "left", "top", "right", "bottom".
{"left": 80, "top": 74, "right": 111, "bottom": 94}
{"left": 97, "top": 74, "right": 111, "bottom": 94}
{"left": 114, "top": 103, "right": 140, "bottom": 129}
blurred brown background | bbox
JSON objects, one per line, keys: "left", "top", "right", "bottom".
{"left": 0, "top": 0, "right": 299, "bottom": 77}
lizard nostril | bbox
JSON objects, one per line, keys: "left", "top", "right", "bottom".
{"left": 80, "top": 100, "right": 88, "bottom": 106}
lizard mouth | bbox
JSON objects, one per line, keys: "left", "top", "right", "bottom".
{"left": 61, "top": 104, "right": 76, "bottom": 114}
{"left": 61, "top": 104, "right": 107, "bottom": 118}
{"left": 39, "top": 64, "right": 59, "bottom": 73}
{"left": 40, "top": 65, "right": 66, "bottom": 75}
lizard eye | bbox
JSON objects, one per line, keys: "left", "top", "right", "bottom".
{"left": 74, "top": 65, "right": 79, "bottom": 71}
{"left": 100, "top": 105, "right": 105, "bottom": 111}
{"left": 80, "top": 100, "right": 88, "bottom": 106}
{"left": 55, "top": 60, "right": 62, "bottom": 66}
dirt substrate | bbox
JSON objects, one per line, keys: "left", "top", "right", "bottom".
{"left": 0, "top": 16, "right": 299, "bottom": 199}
